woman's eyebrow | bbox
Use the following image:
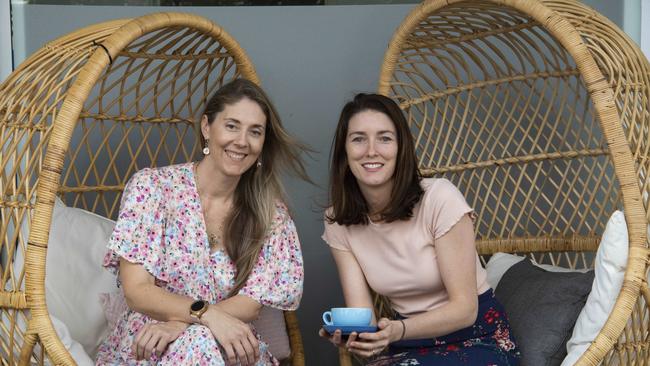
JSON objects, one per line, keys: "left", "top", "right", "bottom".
{"left": 347, "top": 131, "right": 367, "bottom": 136}
{"left": 224, "top": 118, "right": 265, "bottom": 129}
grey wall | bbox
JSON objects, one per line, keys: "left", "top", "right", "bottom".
{"left": 585, "top": 0, "right": 623, "bottom": 27}
{"left": 10, "top": 1, "right": 625, "bottom": 365}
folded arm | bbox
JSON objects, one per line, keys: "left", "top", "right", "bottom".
{"left": 120, "top": 258, "right": 262, "bottom": 364}
{"left": 119, "top": 257, "right": 262, "bottom": 323}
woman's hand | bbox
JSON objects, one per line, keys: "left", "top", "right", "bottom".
{"left": 319, "top": 328, "right": 369, "bottom": 356}
{"left": 319, "top": 327, "right": 348, "bottom": 348}
{"left": 202, "top": 305, "right": 260, "bottom": 366}
{"left": 132, "top": 320, "right": 188, "bottom": 360}
{"left": 346, "top": 318, "right": 403, "bottom": 358}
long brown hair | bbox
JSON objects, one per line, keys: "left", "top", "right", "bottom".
{"left": 201, "top": 78, "right": 310, "bottom": 296}
{"left": 327, "top": 93, "right": 422, "bottom": 225}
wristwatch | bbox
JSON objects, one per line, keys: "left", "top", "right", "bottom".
{"left": 190, "top": 299, "right": 209, "bottom": 321}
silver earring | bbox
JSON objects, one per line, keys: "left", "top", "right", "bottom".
{"left": 202, "top": 139, "right": 210, "bottom": 155}
{"left": 256, "top": 160, "right": 262, "bottom": 168}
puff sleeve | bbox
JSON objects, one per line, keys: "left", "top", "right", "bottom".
{"left": 238, "top": 203, "right": 304, "bottom": 310}
{"left": 103, "top": 168, "right": 169, "bottom": 283}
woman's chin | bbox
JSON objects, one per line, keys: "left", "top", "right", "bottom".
{"left": 358, "top": 178, "right": 391, "bottom": 189}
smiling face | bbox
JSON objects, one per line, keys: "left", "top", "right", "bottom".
{"left": 201, "top": 97, "right": 266, "bottom": 179}
{"left": 345, "top": 109, "right": 398, "bottom": 194}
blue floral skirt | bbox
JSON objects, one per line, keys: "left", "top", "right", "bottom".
{"left": 366, "top": 289, "right": 520, "bottom": 366}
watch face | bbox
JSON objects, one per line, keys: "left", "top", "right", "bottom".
{"left": 191, "top": 300, "right": 206, "bottom": 312}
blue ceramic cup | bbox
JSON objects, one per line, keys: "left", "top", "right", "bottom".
{"left": 322, "top": 307, "right": 372, "bottom": 327}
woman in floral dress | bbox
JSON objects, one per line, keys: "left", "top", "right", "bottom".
{"left": 320, "top": 93, "right": 520, "bottom": 365}
{"left": 95, "top": 79, "right": 309, "bottom": 366}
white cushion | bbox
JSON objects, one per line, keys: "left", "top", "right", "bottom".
{"left": 485, "top": 253, "right": 589, "bottom": 290}
{"left": 485, "top": 252, "right": 525, "bottom": 290}
{"left": 561, "top": 211, "right": 628, "bottom": 366}
{"left": 0, "top": 308, "right": 93, "bottom": 365}
{"left": 49, "top": 315, "right": 95, "bottom": 366}
{"left": 14, "top": 197, "right": 117, "bottom": 358}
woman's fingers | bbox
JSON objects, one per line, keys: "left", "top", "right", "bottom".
{"left": 133, "top": 325, "right": 152, "bottom": 360}
{"left": 222, "top": 343, "right": 237, "bottom": 365}
{"left": 232, "top": 341, "right": 246, "bottom": 365}
{"left": 345, "top": 332, "right": 357, "bottom": 349}
{"left": 332, "top": 329, "right": 343, "bottom": 345}
{"left": 240, "top": 338, "right": 257, "bottom": 365}
{"left": 154, "top": 334, "right": 170, "bottom": 358}
{"left": 318, "top": 328, "right": 328, "bottom": 338}
{"left": 350, "top": 339, "right": 377, "bottom": 351}
{"left": 237, "top": 327, "right": 259, "bottom": 365}
{"left": 377, "top": 317, "right": 391, "bottom": 329}
{"left": 347, "top": 331, "right": 390, "bottom": 359}
{"left": 131, "top": 321, "right": 189, "bottom": 360}
{"left": 348, "top": 341, "right": 385, "bottom": 358}
{"left": 319, "top": 328, "right": 346, "bottom": 347}
{"left": 358, "top": 328, "right": 390, "bottom": 341}
{"left": 132, "top": 323, "right": 145, "bottom": 358}
{"left": 143, "top": 333, "right": 159, "bottom": 360}
{"left": 248, "top": 331, "right": 261, "bottom": 360}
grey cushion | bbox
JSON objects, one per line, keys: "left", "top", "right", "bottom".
{"left": 495, "top": 259, "right": 594, "bottom": 366}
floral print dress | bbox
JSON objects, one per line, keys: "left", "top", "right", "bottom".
{"left": 95, "top": 163, "right": 304, "bottom": 366}
{"left": 367, "top": 290, "right": 520, "bottom": 366}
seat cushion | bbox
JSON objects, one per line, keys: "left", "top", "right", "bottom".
{"left": 495, "top": 259, "right": 594, "bottom": 366}
{"left": 13, "top": 198, "right": 117, "bottom": 359}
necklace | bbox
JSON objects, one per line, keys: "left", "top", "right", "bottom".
{"left": 193, "top": 162, "right": 225, "bottom": 250}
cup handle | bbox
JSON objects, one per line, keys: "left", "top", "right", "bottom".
{"left": 322, "top": 311, "right": 333, "bottom": 325}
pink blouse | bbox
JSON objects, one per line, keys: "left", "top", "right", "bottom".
{"left": 322, "top": 178, "right": 489, "bottom": 317}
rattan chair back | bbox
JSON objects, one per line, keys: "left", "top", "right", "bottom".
{"left": 341, "top": 1, "right": 650, "bottom": 365}
{"left": 0, "top": 12, "right": 303, "bottom": 366}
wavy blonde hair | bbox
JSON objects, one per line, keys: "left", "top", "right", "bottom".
{"left": 201, "top": 78, "right": 310, "bottom": 296}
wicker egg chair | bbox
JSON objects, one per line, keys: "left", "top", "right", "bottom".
{"left": 0, "top": 12, "right": 304, "bottom": 366}
{"left": 338, "top": 0, "right": 650, "bottom": 365}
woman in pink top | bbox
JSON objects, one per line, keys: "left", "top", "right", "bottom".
{"left": 320, "top": 93, "right": 520, "bottom": 365}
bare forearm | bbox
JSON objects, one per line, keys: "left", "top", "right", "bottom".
{"left": 399, "top": 300, "right": 477, "bottom": 340}
{"left": 214, "top": 295, "right": 262, "bottom": 323}
{"left": 123, "top": 282, "right": 196, "bottom": 323}
{"left": 125, "top": 285, "right": 261, "bottom": 324}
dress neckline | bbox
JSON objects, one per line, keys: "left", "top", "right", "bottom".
{"left": 190, "top": 161, "right": 227, "bottom": 256}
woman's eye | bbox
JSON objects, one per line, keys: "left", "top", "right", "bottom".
{"left": 379, "top": 136, "right": 393, "bottom": 142}
{"left": 225, "top": 123, "right": 237, "bottom": 130}
{"left": 250, "top": 129, "right": 263, "bottom": 137}
{"left": 351, "top": 136, "right": 365, "bottom": 143}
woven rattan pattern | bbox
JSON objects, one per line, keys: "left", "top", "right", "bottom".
{"left": 340, "top": 1, "right": 650, "bottom": 365}
{"left": 0, "top": 13, "right": 303, "bottom": 366}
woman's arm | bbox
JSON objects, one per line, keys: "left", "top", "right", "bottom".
{"left": 119, "top": 258, "right": 195, "bottom": 323}
{"left": 319, "top": 247, "right": 379, "bottom": 351}
{"left": 331, "top": 247, "right": 375, "bottom": 315}
{"left": 396, "top": 214, "right": 478, "bottom": 338}
{"left": 121, "top": 258, "right": 261, "bottom": 365}
{"left": 212, "top": 295, "right": 262, "bottom": 323}
{"left": 351, "top": 214, "right": 478, "bottom": 356}
{"left": 120, "top": 258, "right": 262, "bottom": 323}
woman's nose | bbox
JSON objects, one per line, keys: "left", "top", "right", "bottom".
{"left": 366, "top": 141, "right": 378, "bottom": 157}
{"left": 234, "top": 131, "right": 248, "bottom": 147}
